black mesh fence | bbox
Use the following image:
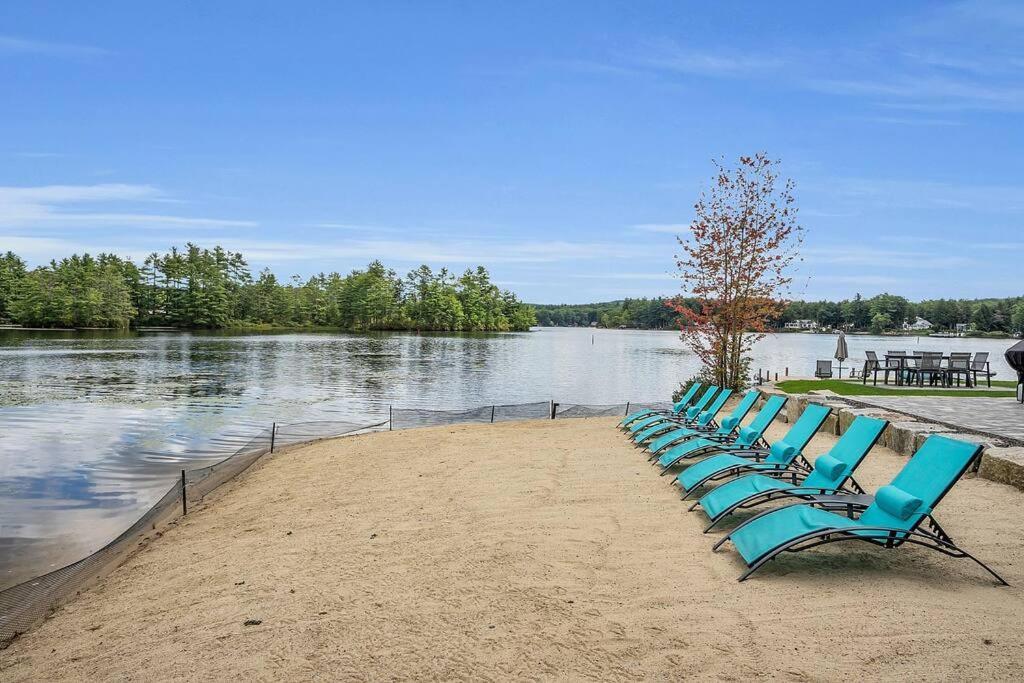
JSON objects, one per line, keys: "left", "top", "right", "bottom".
{"left": 0, "top": 399, "right": 657, "bottom": 648}
{"left": 0, "top": 419, "right": 381, "bottom": 649}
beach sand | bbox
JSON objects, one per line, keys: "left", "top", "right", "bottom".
{"left": 2, "top": 416, "right": 1023, "bottom": 680}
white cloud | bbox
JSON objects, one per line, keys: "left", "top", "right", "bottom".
{"left": 0, "top": 35, "right": 110, "bottom": 58}
{"left": 631, "top": 223, "right": 690, "bottom": 234}
{"left": 630, "top": 40, "right": 785, "bottom": 77}
{"left": 0, "top": 183, "right": 256, "bottom": 229}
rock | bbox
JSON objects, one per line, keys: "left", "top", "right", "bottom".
{"left": 884, "top": 422, "right": 956, "bottom": 456}
{"left": 243, "top": 619, "right": 262, "bottom": 626}
{"left": 978, "top": 448, "right": 1024, "bottom": 491}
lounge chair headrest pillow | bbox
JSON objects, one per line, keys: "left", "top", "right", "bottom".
{"left": 719, "top": 415, "right": 739, "bottom": 432}
{"left": 875, "top": 485, "right": 924, "bottom": 520}
{"left": 737, "top": 425, "right": 758, "bottom": 444}
{"left": 768, "top": 440, "right": 797, "bottom": 461}
{"left": 698, "top": 409, "right": 712, "bottom": 423}
{"left": 686, "top": 405, "right": 700, "bottom": 419}
{"left": 813, "top": 453, "right": 845, "bottom": 480}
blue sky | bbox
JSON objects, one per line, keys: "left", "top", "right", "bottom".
{"left": 1, "top": 1, "right": 1022, "bottom": 303}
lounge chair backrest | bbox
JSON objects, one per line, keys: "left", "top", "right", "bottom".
{"left": 864, "top": 350, "right": 880, "bottom": 370}
{"left": 734, "top": 394, "right": 787, "bottom": 446}
{"left": 921, "top": 351, "right": 943, "bottom": 370}
{"left": 714, "top": 390, "right": 759, "bottom": 435}
{"left": 884, "top": 351, "right": 903, "bottom": 368}
{"left": 764, "top": 403, "right": 831, "bottom": 463}
{"left": 971, "top": 352, "right": 989, "bottom": 371}
{"left": 684, "top": 386, "right": 719, "bottom": 419}
{"left": 802, "top": 416, "right": 888, "bottom": 489}
{"left": 815, "top": 360, "right": 832, "bottom": 377}
{"left": 858, "top": 435, "right": 983, "bottom": 531}
{"left": 696, "top": 388, "right": 733, "bottom": 425}
{"left": 671, "top": 383, "right": 702, "bottom": 413}
{"left": 949, "top": 352, "right": 970, "bottom": 370}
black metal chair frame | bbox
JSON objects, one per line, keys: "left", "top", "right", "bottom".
{"left": 815, "top": 360, "right": 833, "bottom": 379}
{"left": 711, "top": 449, "right": 1008, "bottom": 585}
{"left": 971, "top": 352, "right": 995, "bottom": 388}
{"left": 905, "top": 351, "right": 943, "bottom": 387}
{"left": 945, "top": 352, "right": 973, "bottom": 388}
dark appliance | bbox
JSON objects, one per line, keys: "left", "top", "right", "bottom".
{"left": 1006, "top": 340, "right": 1024, "bottom": 403}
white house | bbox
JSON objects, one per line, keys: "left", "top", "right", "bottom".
{"left": 903, "top": 316, "right": 932, "bottom": 331}
{"left": 784, "top": 319, "right": 818, "bottom": 330}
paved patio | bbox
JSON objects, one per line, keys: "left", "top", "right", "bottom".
{"left": 851, "top": 396, "right": 1024, "bottom": 444}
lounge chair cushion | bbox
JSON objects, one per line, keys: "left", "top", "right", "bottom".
{"left": 814, "top": 453, "right": 845, "bottom": 480}
{"left": 737, "top": 425, "right": 758, "bottom": 445}
{"left": 767, "top": 439, "right": 796, "bottom": 463}
{"left": 875, "top": 485, "right": 924, "bottom": 520}
{"left": 720, "top": 415, "right": 739, "bottom": 432}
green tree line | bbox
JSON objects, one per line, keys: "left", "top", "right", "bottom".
{"left": 0, "top": 246, "right": 536, "bottom": 332}
{"left": 531, "top": 291, "right": 1024, "bottom": 336}
{"left": 532, "top": 298, "right": 687, "bottom": 329}
{"left": 781, "top": 292, "right": 1024, "bottom": 335}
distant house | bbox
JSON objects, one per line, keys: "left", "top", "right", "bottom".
{"left": 588, "top": 321, "right": 598, "bottom": 327}
{"left": 784, "top": 319, "right": 818, "bottom": 330}
{"left": 955, "top": 323, "right": 969, "bottom": 334}
{"left": 903, "top": 317, "right": 932, "bottom": 331}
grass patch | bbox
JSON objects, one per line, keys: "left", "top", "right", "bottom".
{"left": 775, "top": 379, "right": 1016, "bottom": 398}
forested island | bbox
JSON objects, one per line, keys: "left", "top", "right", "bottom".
{"left": 0, "top": 246, "right": 536, "bottom": 332}
{"left": 533, "top": 292, "right": 1024, "bottom": 336}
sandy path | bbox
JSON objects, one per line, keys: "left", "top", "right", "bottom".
{"left": 2, "top": 416, "right": 1023, "bottom": 680}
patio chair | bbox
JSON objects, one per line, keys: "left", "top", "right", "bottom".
{"left": 631, "top": 389, "right": 733, "bottom": 446}
{"left": 814, "top": 360, "right": 833, "bottom": 379}
{"left": 647, "top": 395, "right": 787, "bottom": 463}
{"left": 619, "top": 383, "right": 702, "bottom": 429}
{"left": 908, "top": 351, "right": 944, "bottom": 387}
{"left": 691, "top": 416, "right": 888, "bottom": 532}
{"left": 635, "top": 389, "right": 756, "bottom": 453}
{"left": 945, "top": 352, "right": 972, "bottom": 387}
{"left": 653, "top": 398, "right": 807, "bottom": 475}
{"left": 713, "top": 434, "right": 1008, "bottom": 585}
{"left": 673, "top": 404, "right": 833, "bottom": 497}
{"left": 971, "top": 352, "right": 996, "bottom": 388}
{"left": 863, "top": 351, "right": 899, "bottom": 385}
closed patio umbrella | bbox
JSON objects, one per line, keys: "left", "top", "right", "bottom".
{"left": 835, "top": 330, "right": 849, "bottom": 379}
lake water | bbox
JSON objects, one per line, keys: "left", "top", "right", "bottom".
{"left": 0, "top": 327, "right": 1016, "bottom": 588}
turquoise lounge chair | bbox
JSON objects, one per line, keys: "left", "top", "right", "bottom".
{"left": 622, "top": 384, "right": 707, "bottom": 434}
{"left": 631, "top": 388, "right": 733, "bottom": 447}
{"left": 642, "top": 390, "right": 760, "bottom": 456}
{"left": 693, "top": 415, "right": 887, "bottom": 532}
{"left": 650, "top": 394, "right": 787, "bottom": 468}
{"left": 619, "top": 383, "right": 701, "bottom": 430}
{"left": 714, "top": 434, "right": 1007, "bottom": 584}
{"left": 626, "top": 386, "right": 719, "bottom": 438}
{"left": 673, "top": 403, "right": 832, "bottom": 495}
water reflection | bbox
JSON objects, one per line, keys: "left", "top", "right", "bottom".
{"left": 0, "top": 327, "right": 1016, "bottom": 588}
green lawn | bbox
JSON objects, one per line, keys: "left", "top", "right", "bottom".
{"left": 775, "top": 379, "right": 1016, "bottom": 398}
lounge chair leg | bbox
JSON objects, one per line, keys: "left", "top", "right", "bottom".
{"left": 711, "top": 535, "right": 731, "bottom": 552}
{"left": 687, "top": 500, "right": 700, "bottom": 512}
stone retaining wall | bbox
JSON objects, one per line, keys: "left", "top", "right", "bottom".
{"left": 756, "top": 388, "right": 1024, "bottom": 493}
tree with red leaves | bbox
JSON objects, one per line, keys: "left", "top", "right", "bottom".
{"left": 668, "top": 154, "right": 803, "bottom": 389}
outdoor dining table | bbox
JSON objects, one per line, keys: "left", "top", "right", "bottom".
{"left": 882, "top": 353, "right": 972, "bottom": 388}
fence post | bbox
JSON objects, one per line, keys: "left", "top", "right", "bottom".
{"left": 551, "top": 402, "right": 559, "bottom": 419}
{"left": 785, "top": 367, "right": 789, "bottom": 377}
{"left": 490, "top": 405, "right": 495, "bottom": 423}
{"left": 774, "top": 372, "right": 778, "bottom": 382}
{"left": 389, "top": 405, "right": 393, "bottom": 431}
{"left": 180, "top": 469, "right": 187, "bottom": 515}
{"left": 270, "top": 422, "right": 276, "bottom": 453}
{"left": 624, "top": 401, "right": 630, "bottom": 416}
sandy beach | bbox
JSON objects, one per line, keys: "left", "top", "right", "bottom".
{"left": 2, "top": 415, "right": 1023, "bottom": 681}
